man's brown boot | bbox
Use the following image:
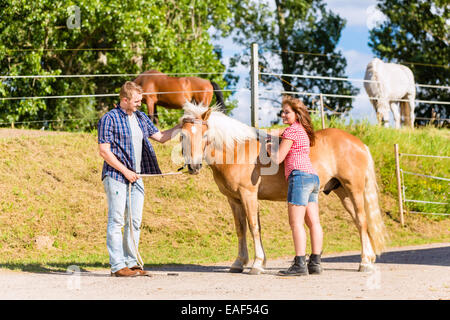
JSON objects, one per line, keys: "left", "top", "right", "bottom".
{"left": 130, "top": 266, "right": 152, "bottom": 277}
{"left": 111, "top": 267, "right": 139, "bottom": 277}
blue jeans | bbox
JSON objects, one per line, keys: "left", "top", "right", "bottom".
{"left": 103, "top": 176, "right": 145, "bottom": 273}
{"left": 287, "top": 170, "right": 320, "bottom": 206}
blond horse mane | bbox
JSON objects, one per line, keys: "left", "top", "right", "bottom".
{"left": 180, "top": 102, "right": 258, "bottom": 151}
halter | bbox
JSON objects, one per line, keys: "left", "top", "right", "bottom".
{"left": 182, "top": 118, "right": 208, "bottom": 126}
{"left": 178, "top": 117, "right": 209, "bottom": 172}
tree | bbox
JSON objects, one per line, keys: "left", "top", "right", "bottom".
{"left": 228, "top": 0, "right": 359, "bottom": 116}
{"left": 368, "top": 0, "right": 449, "bottom": 125}
{"left": 0, "top": 0, "right": 232, "bottom": 130}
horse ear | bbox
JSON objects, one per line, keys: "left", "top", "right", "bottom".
{"left": 201, "top": 108, "right": 212, "bottom": 121}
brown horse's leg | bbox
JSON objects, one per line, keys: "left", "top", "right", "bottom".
{"left": 227, "top": 197, "right": 249, "bottom": 273}
{"left": 202, "top": 93, "right": 212, "bottom": 107}
{"left": 238, "top": 187, "right": 266, "bottom": 275}
{"left": 153, "top": 104, "right": 159, "bottom": 124}
{"left": 144, "top": 96, "right": 158, "bottom": 124}
{"left": 344, "top": 183, "right": 377, "bottom": 272}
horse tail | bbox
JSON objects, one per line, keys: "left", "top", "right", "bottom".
{"left": 363, "top": 145, "right": 388, "bottom": 255}
{"left": 210, "top": 81, "right": 226, "bottom": 112}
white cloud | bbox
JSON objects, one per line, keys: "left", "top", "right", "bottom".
{"left": 348, "top": 92, "right": 377, "bottom": 124}
{"left": 325, "top": 0, "right": 386, "bottom": 28}
{"left": 341, "top": 49, "right": 373, "bottom": 77}
{"left": 228, "top": 48, "right": 380, "bottom": 126}
{"left": 337, "top": 48, "right": 378, "bottom": 124}
{"left": 230, "top": 89, "right": 282, "bottom": 128}
{"left": 211, "top": 1, "right": 384, "bottom": 125}
{"left": 230, "top": 90, "right": 251, "bottom": 126}
{"left": 365, "top": 5, "right": 388, "bottom": 29}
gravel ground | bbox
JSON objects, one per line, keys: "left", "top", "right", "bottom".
{"left": 0, "top": 243, "right": 449, "bottom": 300}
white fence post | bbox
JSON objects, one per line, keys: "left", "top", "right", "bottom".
{"left": 319, "top": 93, "right": 325, "bottom": 129}
{"left": 251, "top": 43, "right": 259, "bottom": 128}
{"left": 394, "top": 144, "right": 405, "bottom": 226}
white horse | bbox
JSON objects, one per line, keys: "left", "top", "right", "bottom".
{"left": 364, "top": 58, "right": 416, "bottom": 128}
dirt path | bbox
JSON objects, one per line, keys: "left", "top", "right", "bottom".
{"left": 0, "top": 243, "right": 449, "bottom": 300}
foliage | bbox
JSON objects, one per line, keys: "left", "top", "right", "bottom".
{"left": 228, "top": 0, "right": 359, "bottom": 114}
{"left": 368, "top": 0, "right": 450, "bottom": 124}
{"left": 0, "top": 0, "right": 233, "bottom": 130}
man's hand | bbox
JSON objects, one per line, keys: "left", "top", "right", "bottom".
{"left": 150, "top": 123, "right": 182, "bottom": 144}
{"left": 99, "top": 143, "right": 140, "bottom": 183}
{"left": 124, "top": 169, "right": 140, "bottom": 183}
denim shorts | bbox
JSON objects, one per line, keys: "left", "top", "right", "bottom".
{"left": 287, "top": 170, "right": 320, "bottom": 206}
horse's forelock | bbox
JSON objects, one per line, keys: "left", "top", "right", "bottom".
{"left": 180, "top": 102, "right": 223, "bottom": 124}
{"left": 182, "top": 101, "right": 207, "bottom": 116}
{"left": 180, "top": 101, "right": 257, "bottom": 151}
{"left": 180, "top": 102, "right": 205, "bottom": 124}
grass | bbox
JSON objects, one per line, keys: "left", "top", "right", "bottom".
{"left": 318, "top": 116, "right": 450, "bottom": 216}
{"left": 0, "top": 122, "right": 448, "bottom": 272}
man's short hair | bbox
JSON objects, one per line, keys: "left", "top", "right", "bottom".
{"left": 119, "top": 81, "right": 143, "bottom": 100}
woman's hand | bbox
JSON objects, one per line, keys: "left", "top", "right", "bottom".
{"left": 268, "top": 128, "right": 285, "bottom": 137}
{"left": 266, "top": 142, "right": 272, "bottom": 156}
{"left": 266, "top": 138, "right": 293, "bottom": 164}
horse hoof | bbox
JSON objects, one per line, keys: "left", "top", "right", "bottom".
{"left": 248, "top": 267, "right": 264, "bottom": 275}
{"left": 229, "top": 267, "right": 244, "bottom": 273}
{"left": 358, "top": 264, "right": 375, "bottom": 273}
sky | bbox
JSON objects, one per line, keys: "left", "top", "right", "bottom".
{"left": 212, "top": 0, "right": 386, "bottom": 126}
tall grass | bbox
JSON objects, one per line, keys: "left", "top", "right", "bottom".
{"left": 312, "top": 115, "right": 449, "bottom": 217}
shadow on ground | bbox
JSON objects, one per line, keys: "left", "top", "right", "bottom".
{"left": 0, "top": 260, "right": 234, "bottom": 275}
{"left": 1, "top": 245, "right": 448, "bottom": 275}
{"left": 0, "top": 262, "right": 109, "bottom": 273}
{"left": 322, "top": 246, "right": 450, "bottom": 267}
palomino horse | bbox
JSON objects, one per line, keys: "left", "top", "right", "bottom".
{"left": 179, "top": 102, "right": 387, "bottom": 275}
{"left": 134, "top": 69, "right": 225, "bottom": 123}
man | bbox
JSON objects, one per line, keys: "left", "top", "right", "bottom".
{"left": 98, "top": 81, "right": 181, "bottom": 277}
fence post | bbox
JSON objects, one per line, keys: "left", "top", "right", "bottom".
{"left": 319, "top": 93, "right": 325, "bottom": 129}
{"left": 394, "top": 144, "right": 405, "bottom": 226}
{"left": 250, "top": 43, "right": 259, "bottom": 128}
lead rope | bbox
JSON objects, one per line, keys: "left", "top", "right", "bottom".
{"left": 127, "top": 171, "right": 185, "bottom": 270}
{"left": 128, "top": 182, "right": 145, "bottom": 270}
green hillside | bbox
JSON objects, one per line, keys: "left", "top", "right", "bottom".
{"left": 0, "top": 124, "right": 448, "bottom": 272}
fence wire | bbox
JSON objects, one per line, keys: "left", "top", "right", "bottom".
{"left": 399, "top": 153, "right": 450, "bottom": 217}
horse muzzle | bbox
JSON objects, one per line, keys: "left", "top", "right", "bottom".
{"left": 188, "top": 163, "right": 202, "bottom": 175}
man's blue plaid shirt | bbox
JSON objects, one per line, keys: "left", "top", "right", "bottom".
{"left": 98, "top": 104, "right": 162, "bottom": 183}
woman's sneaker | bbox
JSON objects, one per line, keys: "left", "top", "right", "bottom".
{"left": 307, "top": 253, "right": 323, "bottom": 274}
{"left": 278, "top": 256, "right": 308, "bottom": 276}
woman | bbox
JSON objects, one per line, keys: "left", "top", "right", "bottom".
{"left": 266, "top": 96, "right": 323, "bottom": 276}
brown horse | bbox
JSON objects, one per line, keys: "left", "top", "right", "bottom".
{"left": 179, "top": 102, "right": 387, "bottom": 275}
{"left": 134, "top": 70, "right": 225, "bottom": 123}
